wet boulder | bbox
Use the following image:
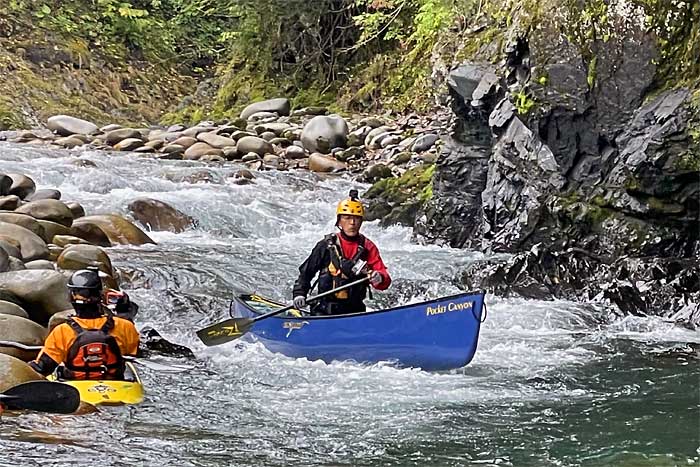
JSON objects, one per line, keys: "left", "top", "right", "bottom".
{"left": 284, "top": 145, "right": 306, "bottom": 159}
{"left": 15, "top": 199, "right": 74, "bottom": 227}
{"left": 71, "top": 214, "right": 155, "bottom": 246}
{"left": 127, "top": 198, "right": 196, "bottom": 233}
{"left": 0, "top": 238, "right": 21, "bottom": 259}
{"left": 36, "top": 219, "right": 71, "bottom": 244}
{"left": 171, "top": 136, "right": 198, "bottom": 148}
{"left": 308, "top": 153, "right": 347, "bottom": 173}
{"left": 7, "top": 173, "right": 36, "bottom": 199}
{"left": 0, "top": 353, "right": 43, "bottom": 393}
{"left": 24, "top": 260, "right": 55, "bottom": 270}
{"left": 25, "top": 189, "right": 62, "bottom": 202}
{"left": 52, "top": 234, "right": 91, "bottom": 248}
{"left": 236, "top": 136, "right": 273, "bottom": 157}
{"left": 412, "top": 133, "right": 439, "bottom": 152}
{"left": 0, "top": 212, "right": 46, "bottom": 239}
{"left": 0, "top": 300, "right": 29, "bottom": 318}
{"left": 0, "top": 246, "right": 7, "bottom": 272}
{"left": 55, "top": 136, "right": 86, "bottom": 149}
{"left": 0, "top": 314, "right": 46, "bottom": 361}
{"left": 0, "top": 222, "right": 49, "bottom": 261}
{"left": 0, "top": 269, "right": 71, "bottom": 325}
{"left": 197, "top": 131, "right": 236, "bottom": 149}
{"left": 0, "top": 174, "right": 11, "bottom": 196}
{"left": 114, "top": 138, "right": 145, "bottom": 151}
{"left": 56, "top": 244, "right": 114, "bottom": 276}
{"left": 47, "top": 115, "right": 98, "bottom": 137}
{"left": 65, "top": 201, "right": 86, "bottom": 219}
{"left": 301, "top": 115, "right": 349, "bottom": 154}
{"left": 0, "top": 195, "right": 20, "bottom": 210}
{"left": 364, "top": 126, "right": 393, "bottom": 147}
{"left": 105, "top": 128, "right": 142, "bottom": 145}
{"left": 240, "top": 98, "right": 290, "bottom": 120}
{"left": 183, "top": 142, "right": 222, "bottom": 160}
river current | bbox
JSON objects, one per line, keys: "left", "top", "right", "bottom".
{"left": 1, "top": 143, "right": 698, "bottom": 467}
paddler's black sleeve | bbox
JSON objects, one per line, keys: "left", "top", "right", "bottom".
{"left": 28, "top": 353, "right": 59, "bottom": 376}
{"left": 293, "top": 240, "right": 327, "bottom": 298}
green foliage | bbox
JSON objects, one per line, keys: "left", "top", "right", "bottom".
{"left": 587, "top": 55, "right": 597, "bottom": 90}
{"left": 342, "top": 0, "right": 461, "bottom": 111}
{"left": 6, "top": 0, "right": 179, "bottom": 61}
{"left": 675, "top": 151, "right": 700, "bottom": 172}
{"left": 563, "top": 0, "right": 610, "bottom": 63}
{"left": 512, "top": 89, "right": 536, "bottom": 115}
{"left": 0, "top": 100, "right": 27, "bottom": 130}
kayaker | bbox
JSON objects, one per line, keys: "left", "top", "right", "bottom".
{"left": 104, "top": 288, "right": 139, "bottom": 321}
{"left": 29, "top": 269, "right": 140, "bottom": 380}
{"left": 293, "top": 189, "right": 391, "bottom": 315}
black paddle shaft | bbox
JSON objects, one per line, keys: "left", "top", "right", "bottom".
{"left": 0, "top": 381, "right": 80, "bottom": 414}
{"left": 196, "top": 276, "right": 370, "bottom": 346}
{"left": 251, "top": 276, "right": 370, "bottom": 324}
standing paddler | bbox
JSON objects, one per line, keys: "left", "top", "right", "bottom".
{"left": 292, "top": 190, "right": 392, "bottom": 315}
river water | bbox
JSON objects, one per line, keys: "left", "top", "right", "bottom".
{"left": 0, "top": 143, "right": 698, "bottom": 467}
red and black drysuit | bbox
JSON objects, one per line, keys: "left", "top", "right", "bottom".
{"left": 293, "top": 231, "right": 391, "bottom": 315}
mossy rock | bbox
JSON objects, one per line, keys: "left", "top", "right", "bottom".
{"left": 365, "top": 164, "right": 435, "bottom": 203}
{"left": 364, "top": 164, "right": 435, "bottom": 226}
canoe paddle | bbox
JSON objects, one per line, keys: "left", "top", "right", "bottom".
{"left": 0, "top": 340, "right": 191, "bottom": 373}
{"left": 196, "top": 276, "right": 370, "bottom": 346}
{"left": 0, "top": 381, "right": 80, "bottom": 414}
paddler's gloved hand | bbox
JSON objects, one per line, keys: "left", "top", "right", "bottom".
{"left": 293, "top": 295, "right": 307, "bottom": 309}
{"left": 369, "top": 270, "right": 383, "bottom": 286}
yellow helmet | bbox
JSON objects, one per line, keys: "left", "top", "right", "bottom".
{"left": 336, "top": 189, "right": 364, "bottom": 218}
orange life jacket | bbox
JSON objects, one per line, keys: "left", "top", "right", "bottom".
{"left": 64, "top": 315, "right": 125, "bottom": 380}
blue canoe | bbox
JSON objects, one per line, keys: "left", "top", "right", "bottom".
{"left": 231, "top": 291, "right": 486, "bottom": 371}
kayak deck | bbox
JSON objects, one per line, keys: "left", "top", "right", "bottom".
{"left": 48, "top": 362, "right": 144, "bottom": 406}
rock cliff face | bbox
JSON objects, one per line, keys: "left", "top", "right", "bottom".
{"left": 414, "top": 0, "right": 699, "bottom": 323}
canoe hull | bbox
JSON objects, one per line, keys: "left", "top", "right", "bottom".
{"left": 48, "top": 362, "right": 144, "bottom": 406}
{"left": 233, "top": 291, "right": 485, "bottom": 371}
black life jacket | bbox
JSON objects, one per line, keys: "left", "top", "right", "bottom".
{"left": 316, "top": 233, "right": 369, "bottom": 314}
{"left": 64, "top": 315, "right": 124, "bottom": 380}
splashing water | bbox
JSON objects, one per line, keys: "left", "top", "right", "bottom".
{"left": 1, "top": 143, "right": 698, "bottom": 467}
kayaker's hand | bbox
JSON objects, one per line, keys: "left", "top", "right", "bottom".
{"left": 369, "top": 270, "right": 383, "bottom": 286}
{"left": 293, "top": 295, "right": 307, "bottom": 309}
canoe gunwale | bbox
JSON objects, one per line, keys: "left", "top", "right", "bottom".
{"left": 230, "top": 289, "right": 486, "bottom": 321}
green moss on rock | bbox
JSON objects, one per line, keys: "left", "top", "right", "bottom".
{"left": 365, "top": 164, "right": 435, "bottom": 202}
{"left": 364, "top": 164, "right": 436, "bottom": 226}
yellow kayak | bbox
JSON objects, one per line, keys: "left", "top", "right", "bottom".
{"left": 48, "top": 362, "right": 144, "bottom": 406}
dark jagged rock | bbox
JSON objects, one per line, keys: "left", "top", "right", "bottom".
{"left": 459, "top": 247, "right": 700, "bottom": 328}
{"left": 408, "top": 6, "right": 699, "bottom": 321}
{"left": 139, "top": 326, "right": 195, "bottom": 358}
{"left": 413, "top": 64, "right": 495, "bottom": 248}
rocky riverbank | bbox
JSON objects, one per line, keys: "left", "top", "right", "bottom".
{"left": 1, "top": 98, "right": 441, "bottom": 179}
{"left": 0, "top": 168, "right": 156, "bottom": 400}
